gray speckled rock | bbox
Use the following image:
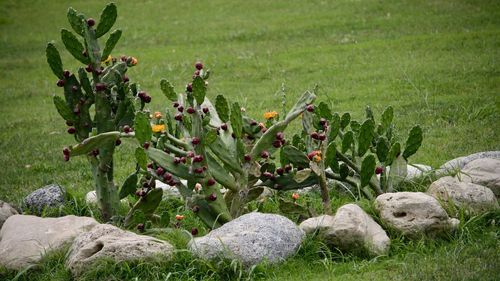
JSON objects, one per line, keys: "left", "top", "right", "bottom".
{"left": 300, "top": 205, "right": 390, "bottom": 256}
{"left": 23, "top": 184, "right": 65, "bottom": 213}
{"left": 375, "top": 192, "right": 459, "bottom": 238}
{"left": 66, "top": 224, "right": 174, "bottom": 276}
{"left": 0, "top": 215, "right": 98, "bottom": 270}
{"left": 0, "top": 201, "right": 18, "bottom": 229}
{"left": 461, "top": 158, "right": 500, "bottom": 198}
{"left": 439, "top": 151, "right": 500, "bottom": 173}
{"left": 189, "top": 212, "right": 304, "bottom": 266}
{"left": 428, "top": 176, "right": 498, "bottom": 214}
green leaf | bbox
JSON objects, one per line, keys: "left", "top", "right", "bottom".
{"left": 360, "top": 154, "right": 376, "bottom": 187}
{"left": 339, "top": 163, "right": 349, "bottom": 180}
{"left": 146, "top": 148, "right": 192, "bottom": 179}
{"left": 380, "top": 106, "right": 394, "bottom": 133}
{"left": 136, "top": 188, "right": 163, "bottom": 216}
{"left": 341, "top": 130, "right": 354, "bottom": 153}
{"left": 67, "top": 7, "right": 85, "bottom": 36}
{"left": 282, "top": 145, "right": 310, "bottom": 167}
{"left": 134, "top": 112, "right": 152, "bottom": 145}
{"left": 135, "top": 147, "right": 148, "bottom": 170}
{"left": 101, "top": 29, "right": 122, "bottom": 60}
{"left": 317, "top": 102, "right": 332, "bottom": 120}
{"left": 70, "top": 132, "right": 120, "bottom": 156}
{"left": 358, "top": 119, "right": 375, "bottom": 156}
{"left": 215, "top": 95, "right": 229, "bottom": 123}
{"left": 403, "top": 125, "right": 423, "bottom": 160}
{"left": 230, "top": 102, "right": 243, "bottom": 138}
{"left": 386, "top": 142, "right": 401, "bottom": 165}
{"left": 192, "top": 76, "right": 206, "bottom": 105}
{"left": 95, "top": 3, "right": 117, "bottom": 38}
{"left": 46, "top": 43, "right": 64, "bottom": 79}
{"left": 325, "top": 142, "right": 339, "bottom": 172}
{"left": 376, "top": 136, "right": 390, "bottom": 163}
{"left": 340, "top": 112, "right": 351, "bottom": 129}
{"left": 119, "top": 173, "right": 138, "bottom": 199}
{"left": 53, "top": 96, "right": 74, "bottom": 122}
{"left": 329, "top": 113, "right": 341, "bottom": 141}
{"left": 160, "top": 79, "right": 177, "bottom": 101}
{"left": 61, "top": 29, "right": 88, "bottom": 64}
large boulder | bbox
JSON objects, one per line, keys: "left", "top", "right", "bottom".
{"left": 23, "top": 184, "right": 65, "bottom": 213}
{"left": 0, "top": 200, "right": 18, "bottom": 230}
{"left": 300, "top": 204, "right": 390, "bottom": 256}
{"left": 66, "top": 224, "right": 174, "bottom": 276}
{"left": 375, "top": 192, "right": 459, "bottom": 238}
{"left": 189, "top": 212, "right": 304, "bottom": 266}
{"left": 461, "top": 158, "right": 500, "bottom": 198}
{"left": 439, "top": 151, "right": 500, "bottom": 173}
{"left": 428, "top": 176, "right": 498, "bottom": 214}
{"left": 0, "top": 215, "right": 98, "bottom": 270}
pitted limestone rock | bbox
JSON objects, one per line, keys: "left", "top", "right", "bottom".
{"left": 0, "top": 200, "right": 18, "bottom": 230}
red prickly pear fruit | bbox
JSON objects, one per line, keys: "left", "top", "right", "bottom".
{"left": 220, "top": 123, "right": 228, "bottom": 131}
{"left": 375, "top": 167, "right": 384, "bottom": 175}
{"left": 91, "top": 149, "right": 99, "bottom": 157}
{"left": 63, "top": 70, "right": 70, "bottom": 78}
{"left": 123, "top": 76, "right": 129, "bottom": 83}
{"left": 86, "top": 18, "right": 95, "bottom": 27}
{"left": 276, "top": 132, "right": 284, "bottom": 140}
{"left": 186, "top": 83, "right": 193, "bottom": 92}
{"left": 194, "top": 69, "right": 201, "bottom": 76}
{"left": 319, "top": 118, "right": 327, "bottom": 126}
{"left": 208, "top": 193, "right": 217, "bottom": 201}
{"left": 63, "top": 147, "right": 70, "bottom": 156}
{"left": 207, "top": 178, "right": 216, "bottom": 186}
{"left": 143, "top": 142, "right": 150, "bottom": 149}
{"left": 244, "top": 154, "right": 251, "bottom": 162}
{"left": 260, "top": 151, "right": 269, "bottom": 159}
{"left": 250, "top": 120, "right": 258, "bottom": 126}
{"left": 187, "top": 107, "right": 195, "bottom": 114}
{"left": 173, "top": 158, "right": 181, "bottom": 164}
{"left": 318, "top": 134, "right": 326, "bottom": 141}
{"left": 276, "top": 167, "right": 284, "bottom": 175}
{"left": 193, "top": 155, "right": 204, "bottom": 163}
{"left": 192, "top": 205, "right": 200, "bottom": 213}
{"left": 310, "top": 132, "right": 319, "bottom": 140}
{"left": 85, "top": 64, "right": 93, "bottom": 72}
{"left": 202, "top": 166, "right": 207, "bottom": 171}
{"left": 191, "top": 227, "right": 199, "bottom": 236}
{"left": 186, "top": 151, "right": 195, "bottom": 158}
{"left": 194, "top": 167, "right": 203, "bottom": 174}
{"left": 66, "top": 120, "right": 73, "bottom": 126}
{"left": 67, "top": 127, "right": 76, "bottom": 134}
{"left": 173, "top": 101, "right": 179, "bottom": 108}
{"left": 63, "top": 154, "right": 70, "bottom": 162}
{"left": 174, "top": 114, "right": 183, "bottom": 121}
{"left": 263, "top": 171, "right": 274, "bottom": 179}
{"left": 137, "top": 223, "right": 145, "bottom": 232}
{"left": 94, "top": 68, "right": 102, "bottom": 75}
{"left": 123, "top": 125, "right": 131, "bottom": 133}
{"left": 144, "top": 95, "right": 152, "bottom": 103}
{"left": 191, "top": 137, "right": 201, "bottom": 145}
{"left": 168, "top": 180, "right": 177, "bottom": 186}
{"left": 306, "top": 104, "right": 314, "bottom": 112}
{"left": 180, "top": 157, "right": 187, "bottom": 163}
{"left": 56, "top": 79, "right": 65, "bottom": 87}
{"left": 272, "top": 140, "right": 282, "bottom": 148}
{"left": 177, "top": 105, "right": 184, "bottom": 113}
{"left": 156, "top": 167, "right": 165, "bottom": 175}
{"left": 147, "top": 163, "right": 153, "bottom": 169}
{"left": 163, "top": 173, "right": 172, "bottom": 181}
{"left": 284, "top": 164, "right": 292, "bottom": 172}
{"left": 195, "top": 62, "right": 203, "bottom": 70}
{"left": 202, "top": 107, "right": 209, "bottom": 114}
{"left": 115, "top": 139, "right": 121, "bottom": 146}
{"left": 95, "top": 83, "right": 106, "bottom": 91}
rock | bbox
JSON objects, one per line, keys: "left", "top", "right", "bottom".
{"left": 380, "top": 164, "right": 432, "bottom": 180}
{"left": 300, "top": 205, "right": 390, "bottom": 256}
{"left": 0, "top": 200, "right": 18, "bottom": 230}
{"left": 85, "top": 190, "right": 129, "bottom": 205}
{"left": 66, "top": 224, "right": 174, "bottom": 276}
{"left": 0, "top": 215, "right": 98, "bottom": 270}
{"left": 23, "top": 184, "right": 65, "bottom": 213}
{"left": 189, "top": 212, "right": 304, "bottom": 266}
{"left": 439, "top": 151, "right": 500, "bottom": 173}
{"left": 155, "top": 180, "right": 181, "bottom": 198}
{"left": 461, "top": 158, "right": 500, "bottom": 198}
{"left": 375, "top": 192, "right": 459, "bottom": 238}
{"left": 428, "top": 176, "right": 498, "bottom": 214}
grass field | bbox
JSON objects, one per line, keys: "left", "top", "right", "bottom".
{"left": 0, "top": 0, "right": 499, "bottom": 280}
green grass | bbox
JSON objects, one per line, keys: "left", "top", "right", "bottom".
{"left": 0, "top": 0, "right": 499, "bottom": 280}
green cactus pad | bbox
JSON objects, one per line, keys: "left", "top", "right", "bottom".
{"left": 53, "top": 96, "right": 75, "bottom": 122}
{"left": 230, "top": 102, "right": 243, "bottom": 138}
{"left": 317, "top": 102, "right": 332, "bottom": 120}
{"left": 329, "top": 113, "right": 341, "bottom": 141}
{"left": 95, "top": 3, "right": 117, "bottom": 38}
{"left": 134, "top": 112, "right": 152, "bottom": 146}
{"left": 160, "top": 79, "right": 177, "bottom": 101}
{"left": 135, "top": 147, "right": 148, "bottom": 170}
{"left": 340, "top": 112, "right": 351, "bottom": 129}
{"left": 67, "top": 7, "right": 85, "bottom": 36}
{"left": 119, "top": 172, "right": 138, "bottom": 199}
{"left": 282, "top": 145, "right": 310, "bottom": 167}
{"left": 380, "top": 106, "right": 394, "bottom": 133}
{"left": 206, "top": 153, "right": 238, "bottom": 191}
{"left": 325, "top": 142, "right": 339, "bottom": 172}
{"left": 386, "top": 142, "right": 401, "bottom": 165}
{"left": 339, "top": 163, "right": 349, "bottom": 180}
{"left": 376, "top": 136, "right": 390, "bottom": 163}
{"left": 341, "top": 130, "right": 354, "bottom": 153}
{"left": 46, "top": 43, "right": 64, "bottom": 79}
{"left": 101, "top": 29, "right": 122, "bottom": 60}
{"left": 61, "top": 29, "right": 88, "bottom": 64}
{"left": 403, "top": 125, "right": 423, "bottom": 160}
{"left": 78, "top": 68, "right": 93, "bottom": 97}
{"left": 215, "top": 95, "right": 230, "bottom": 123}
{"left": 358, "top": 119, "right": 375, "bottom": 157}
{"left": 360, "top": 154, "right": 376, "bottom": 187}
{"left": 192, "top": 76, "right": 206, "bottom": 105}
{"left": 146, "top": 148, "right": 192, "bottom": 179}
{"left": 135, "top": 188, "right": 163, "bottom": 216}
{"left": 69, "top": 131, "right": 120, "bottom": 156}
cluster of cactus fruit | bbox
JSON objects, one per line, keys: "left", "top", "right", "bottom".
{"left": 46, "top": 3, "right": 153, "bottom": 221}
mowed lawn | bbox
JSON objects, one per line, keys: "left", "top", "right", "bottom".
{"left": 0, "top": 0, "right": 499, "bottom": 280}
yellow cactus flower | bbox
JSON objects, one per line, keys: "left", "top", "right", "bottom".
{"left": 154, "top": 111, "right": 162, "bottom": 119}
{"left": 102, "top": 55, "right": 112, "bottom": 63}
{"left": 263, "top": 111, "right": 278, "bottom": 120}
{"left": 151, "top": 124, "right": 166, "bottom": 133}
{"left": 175, "top": 215, "right": 185, "bottom": 221}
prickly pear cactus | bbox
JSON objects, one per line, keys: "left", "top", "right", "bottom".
{"left": 136, "top": 62, "right": 317, "bottom": 227}
{"left": 47, "top": 3, "right": 150, "bottom": 221}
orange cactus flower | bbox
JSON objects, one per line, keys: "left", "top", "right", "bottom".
{"left": 130, "top": 57, "right": 138, "bottom": 66}
{"left": 152, "top": 124, "right": 166, "bottom": 133}
{"left": 263, "top": 111, "right": 278, "bottom": 120}
{"left": 307, "top": 150, "right": 322, "bottom": 162}
{"left": 175, "top": 215, "right": 185, "bottom": 221}
{"left": 292, "top": 193, "right": 300, "bottom": 201}
{"left": 154, "top": 111, "right": 162, "bottom": 119}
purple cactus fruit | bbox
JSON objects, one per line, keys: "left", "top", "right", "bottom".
{"left": 194, "top": 69, "right": 200, "bottom": 76}
{"left": 63, "top": 70, "right": 70, "bottom": 78}
{"left": 173, "top": 158, "right": 181, "bottom": 164}
{"left": 276, "top": 132, "right": 284, "bottom": 140}
{"left": 143, "top": 95, "right": 152, "bottom": 103}
{"left": 244, "top": 154, "right": 251, "bottom": 162}
{"left": 86, "top": 18, "right": 95, "bottom": 27}
{"left": 173, "top": 101, "right": 179, "bottom": 108}
{"left": 194, "top": 167, "right": 203, "bottom": 174}
{"left": 202, "top": 107, "right": 209, "bottom": 114}
{"left": 142, "top": 181, "right": 150, "bottom": 188}
{"left": 263, "top": 171, "right": 274, "bottom": 179}
{"left": 187, "top": 107, "right": 195, "bottom": 114}
{"left": 319, "top": 118, "right": 327, "bottom": 126}
{"left": 168, "top": 180, "right": 177, "bottom": 186}
{"left": 192, "top": 205, "right": 200, "bottom": 213}
{"left": 85, "top": 64, "right": 93, "bottom": 73}
{"left": 207, "top": 178, "right": 216, "bottom": 186}
{"left": 250, "top": 120, "right": 258, "bottom": 126}
{"left": 208, "top": 193, "right": 217, "bottom": 201}
{"left": 163, "top": 173, "right": 172, "bottom": 181}
{"left": 63, "top": 147, "right": 70, "bottom": 156}
{"left": 220, "top": 123, "right": 228, "bottom": 131}
{"left": 143, "top": 142, "right": 150, "bottom": 149}
{"left": 375, "top": 167, "right": 384, "bottom": 175}
{"left": 272, "top": 140, "right": 282, "bottom": 148}
{"left": 56, "top": 79, "right": 65, "bottom": 87}
{"left": 284, "top": 164, "right": 292, "bottom": 172}
{"left": 306, "top": 104, "right": 314, "bottom": 112}
{"left": 123, "top": 76, "right": 129, "bottom": 83}
{"left": 115, "top": 139, "right": 121, "bottom": 146}
{"left": 193, "top": 155, "right": 204, "bottom": 163}
{"left": 174, "top": 114, "right": 183, "bottom": 121}
{"left": 178, "top": 105, "right": 184, "bottom": 113}
{"left": 180, "top": 157, "right": 187, "bottom": 164}
{"left": 191, "top": 137, "right": 201, "bottom": 145}
{"left": 91, "top": 149, "right": 99, "bottom": 157}
{"left": 94, "top": 68, "right": 102, "bottom": 75}
{"left": 147, "top": 163, "right": 153, "bottom": 169}
{"left": 186, "top": 83, "right": 193, "bottom": 92}
{"left": 276, "top": 167, "right": 284, "bottom": 175}
{"left": 95, "top": 83, "right": 106, "bottom": 91}
{"left": 195, "top": 62, "right": 203, "bottom": 70}
{"left": 310, "top": 132, "right": 319, "bottom": 140}
{"left": 73, "top": 106, "right": 81, "bottom": 115}
{"left": 186, "top": 151, "right": 195, "bottom": 158}
{"left": 156, "top": 167, "right": 165, "bottom": 175}
{"left": 318, "top": 134, "right": 326, "bottom": 141}
{"left": 63, "top": 154, "right": 70, "bottom": 162}
{"left": 67, "top": 127, "right": 76, "bottom": 134}
{"left": 260, "top": 151, "right": 269, "bottom": 159}
{"left": 123, "top": 125, "right": 131, "bottom": 133}
{"left": 191, "top": 227, "right": 199, "bottom": 236}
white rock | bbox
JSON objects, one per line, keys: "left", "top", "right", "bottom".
{"left": 0, "top": 200, "right": 18, "bottom": 230}
{"left": 189, "top": 212, "right": 304, "bottom": 266}
{"left": 375, "top": 192, "right": 459, "bottom": 238}
{"left": 439, "top": 151, "right": 500, "bottom": 173}
{"left": 66, "top": 224, "right": 174, "bottom": 276}
{"left": 381, "top": 164, "right": 432, "bottom": 181}
{"left": 428, "top": 176, "right": 498, "bottom": 214}
{"left": 85, "top": 190, "right": 129, "bottom": 205}
{"left": 300, "top": 205, "right": 390, "bottom": 256}
{"left": 0, "top": 215, "right": 98, "bottom": 270}
{"left": 461, "top": 158, "right": 500, "bottom": 198}
{"left": 155, "top": 180, "right": 181, "bottom": 198}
